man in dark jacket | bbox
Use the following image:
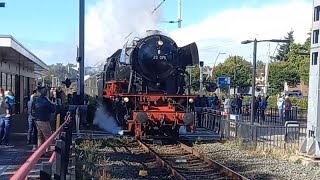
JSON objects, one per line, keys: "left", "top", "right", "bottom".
{"left": 33, "top": 87, "right": 56, "bottom": 148}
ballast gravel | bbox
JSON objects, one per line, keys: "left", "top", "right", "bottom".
{"left": 194, "top": 142, "right": 320, "bottom": 180}
{"left": 76, "top": 138, "right": 173, "bottom": 180}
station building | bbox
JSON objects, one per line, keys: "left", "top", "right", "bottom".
{"left": 0, "top": 35, "right": 48, "bottom": 114}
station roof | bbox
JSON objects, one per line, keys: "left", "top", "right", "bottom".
{"left": 0, "top": 35, "right": 49, "bottom": 72}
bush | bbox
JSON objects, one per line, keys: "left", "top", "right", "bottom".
{"left": 86, "top": 95, "right": 98, "bottom": 123}
{"left": 242, "top": 95, "right": 308, "bottom": 109}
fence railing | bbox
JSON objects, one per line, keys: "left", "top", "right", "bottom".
{"left": 10, "top": 111, "right": 74, "bottom": 180}
{"left": 201, "top": 106, "right": 307, "bottom": 126}
{"left": 196, "top": 107, "right": 307, "bottom": 150}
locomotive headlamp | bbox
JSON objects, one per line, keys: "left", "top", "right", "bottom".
{"left": 123, "top": 97, "right": 129, "bottom": 103}
{"left": 188, "top": 98, "right": 194, "bottom": 103}
{"left": 157, "top": 40, "right": 163, "bottom": 46}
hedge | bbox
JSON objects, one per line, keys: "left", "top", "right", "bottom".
{"left": 242, "top": 96, "right": 308, "bottom": 109}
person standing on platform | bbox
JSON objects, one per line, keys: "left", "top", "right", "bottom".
{"left": 0, "top": 89, "right": 6, "bottom": 144}
{"left": 33, "top": 87, "right": 56, "bottom": 149}
{"left": 27, "top": 90, "right": 38, "bottom": 147}
{"left": 0, "top": 91, "right": 14, "bottom": 146}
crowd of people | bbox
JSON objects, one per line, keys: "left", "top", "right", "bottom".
{"left": 195, "top": 92, "right": 294, "bottom": 122}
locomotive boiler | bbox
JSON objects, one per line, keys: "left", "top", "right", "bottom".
{"left": 102, "top": 30, "right": 199, "bottom": 139}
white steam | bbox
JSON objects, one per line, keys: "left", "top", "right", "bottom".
{"left": 85, "top": 0, "right": 163, "bottom": 65}
{"left": 93, "top": 105, "right": 123, "bottom": 135}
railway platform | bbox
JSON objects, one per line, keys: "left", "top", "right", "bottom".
{"left": 0, "top": 134, "right": 51, "bottom": 179}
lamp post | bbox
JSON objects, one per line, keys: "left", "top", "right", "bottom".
{"left": 212, "top": 52, "right": 226, "bottom": 81}
{"left": 51, "top": 75, "right": 54, "bottom": 88}
{"left": 241, "top": 39, "right": 290, "bottom": 125}
{"left": 214, "top": 52, "right": 226, "bottom": 67}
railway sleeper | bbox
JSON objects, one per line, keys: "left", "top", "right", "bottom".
{"left": 185, "top": 173, "right": 228, "bottom": 180}
{"left": 171, "top": 162, "right": 213, "bottom": 169}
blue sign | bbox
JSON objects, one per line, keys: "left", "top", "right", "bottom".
{"left": 218, "top": 77, "right": 230, "bottom": 86}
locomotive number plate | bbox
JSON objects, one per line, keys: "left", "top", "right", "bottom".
{"left": 153, "top": 55, "right": 167, "bottom": 60}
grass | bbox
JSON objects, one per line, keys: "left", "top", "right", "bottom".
{"left": 225, "top": 137, "right": 300, "bottom": 160}
{"left": 193, "top": 136, "right": 202, "bottom": 145}
{"left": 75, "top": 137, "right": 132, "bottom": 180}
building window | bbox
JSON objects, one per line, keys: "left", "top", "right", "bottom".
{"left": 7, "top": 74, "right": 11, "bottom": 92}
{"left": 313, "top": 30, "right": 319, "bottom": 44}
{"left": 2, "top": 73, "right": 6, "bottom": 90}
{"left": 312, "top": 52, "right": 318, "bottom": 65}
{"left": 11, "top": 75, "right": 15, "bottom": 95}
{"left": 315, "top": 6, "right": 320, "bottom": 21}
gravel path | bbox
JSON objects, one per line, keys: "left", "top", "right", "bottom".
{"left": 194, "top": 142, "right": 320, "bottom": 180}
{"left": 76, "top": 138, "right": 173, "bottom": 180}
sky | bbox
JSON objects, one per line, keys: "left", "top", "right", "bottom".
{"left": 0, "top": 0, "right": 313, "bottom": 67}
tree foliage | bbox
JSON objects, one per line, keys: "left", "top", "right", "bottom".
{"left": 268, "top": 62, "right": 300, "bottom": 91}
{"left": 213, "top": 56, "right": 252, "bottom": 88}
{"left": 256, "top": 60, "right": 265, "bottom": 70}
{"left": 268, "top": 31, "right": 311, "bottom": 90}
{"left": 276, "top": 30, "right": 294, "bottom": 61}
{"left": 42, "top": 63, "right": 78, "bottom": 86}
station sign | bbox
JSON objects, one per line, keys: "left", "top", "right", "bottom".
{"left": 217, "top": 77, "right": 231, "bottom": 86}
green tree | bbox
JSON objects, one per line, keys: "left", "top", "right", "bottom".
{"left": 276, "top": 30, "right": 294, "bottom": 61}
{"left": 186, "top": 66, "right": 200, "bottom": 91}
{"left": 256, "top": 60, "right": 265, "bottom": 70}
{"left": 214, "top": 56, "right": 252, "bottom": 88}
{"left": 287, "top": 32, "right": 311, "bottom": 85}
{"left": 42, "top": 63, "right": 78, "bottom": 86}
{"left": 268, "top": 62, "right": 300, "bottom": 91}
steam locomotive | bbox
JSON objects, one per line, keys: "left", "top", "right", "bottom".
{"left": 101, "top": 30, "right": 200, "bottom": 139}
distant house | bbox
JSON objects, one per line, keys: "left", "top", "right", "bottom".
{"left": 284, "top": 81, "right": 308, "bottom": 97}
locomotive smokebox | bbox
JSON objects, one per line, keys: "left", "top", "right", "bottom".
{"left": 131, "top": 34, "right": 199, "bottom": 82}
{"left": 132, "top": 34, "right": 178, "bottom": 81}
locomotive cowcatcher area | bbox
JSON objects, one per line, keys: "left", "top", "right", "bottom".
{"left": 103, "top": 80, "right": 200, "bottom": 140}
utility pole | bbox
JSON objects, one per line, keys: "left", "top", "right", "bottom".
{"left": 178, "top": 0, "right": 182, "bottom": 28}
{"left": 79, "top": 0, "right": 85, "bottom": 102}
{"left": 264, "top": 43, "right": 270, "bottom": 95}
{"left": 251, "top": 39, "right": 257, "bottom": 125}
{"left": 233, "top": 56, "right": 237, "bottom": 95}
{"left": 51, "top": 75, "right": 54, "bottom": 88}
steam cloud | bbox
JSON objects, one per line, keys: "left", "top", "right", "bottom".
{"left": 93, "top": 103, "right": 123, "bottom": 135}
{"left": 85, "top": 0, "right": 163, "bottom": 65}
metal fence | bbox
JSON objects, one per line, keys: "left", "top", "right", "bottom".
{"left": 237, "top": 107, "right": 307, "bottom": 126}
{"left": 196, "top": 108, "right": 307, "bottom": 150}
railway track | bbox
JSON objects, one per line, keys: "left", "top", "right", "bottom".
{"left": 138, "top": 140, "right": 249, "bottom": 180}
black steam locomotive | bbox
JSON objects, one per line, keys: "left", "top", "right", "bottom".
{"left": 99, "top": 30, "right": 203, "bottom": 138}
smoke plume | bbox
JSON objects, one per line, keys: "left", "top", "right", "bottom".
{"left": 85, "top": 0, "right": 163, "bottom": 65}
{"left": 93, "top": 103, "right": 123, "bottom": 135}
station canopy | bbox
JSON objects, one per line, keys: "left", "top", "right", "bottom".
{"left": 0, "top": 35, "right": 49, "bottom": 74}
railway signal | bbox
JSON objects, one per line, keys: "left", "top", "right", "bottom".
{"left": 62, "top": 78, "right": 72, "bottom": 88}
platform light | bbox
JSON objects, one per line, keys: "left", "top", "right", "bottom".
{"left": 123, "top": 97, "right": 129, "bottom": 103}
{"left": 188, "top": 98, "right": 194, "bottom": 103}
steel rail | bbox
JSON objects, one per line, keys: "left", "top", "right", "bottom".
{"left": 178, "top": 141, "right": 249, "bottom": 180}
{"left": 138, "top": 140, "right": 249, "bottom": 180}
{"left": 138, "top": 140, "right": 186, "bottom": 180}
